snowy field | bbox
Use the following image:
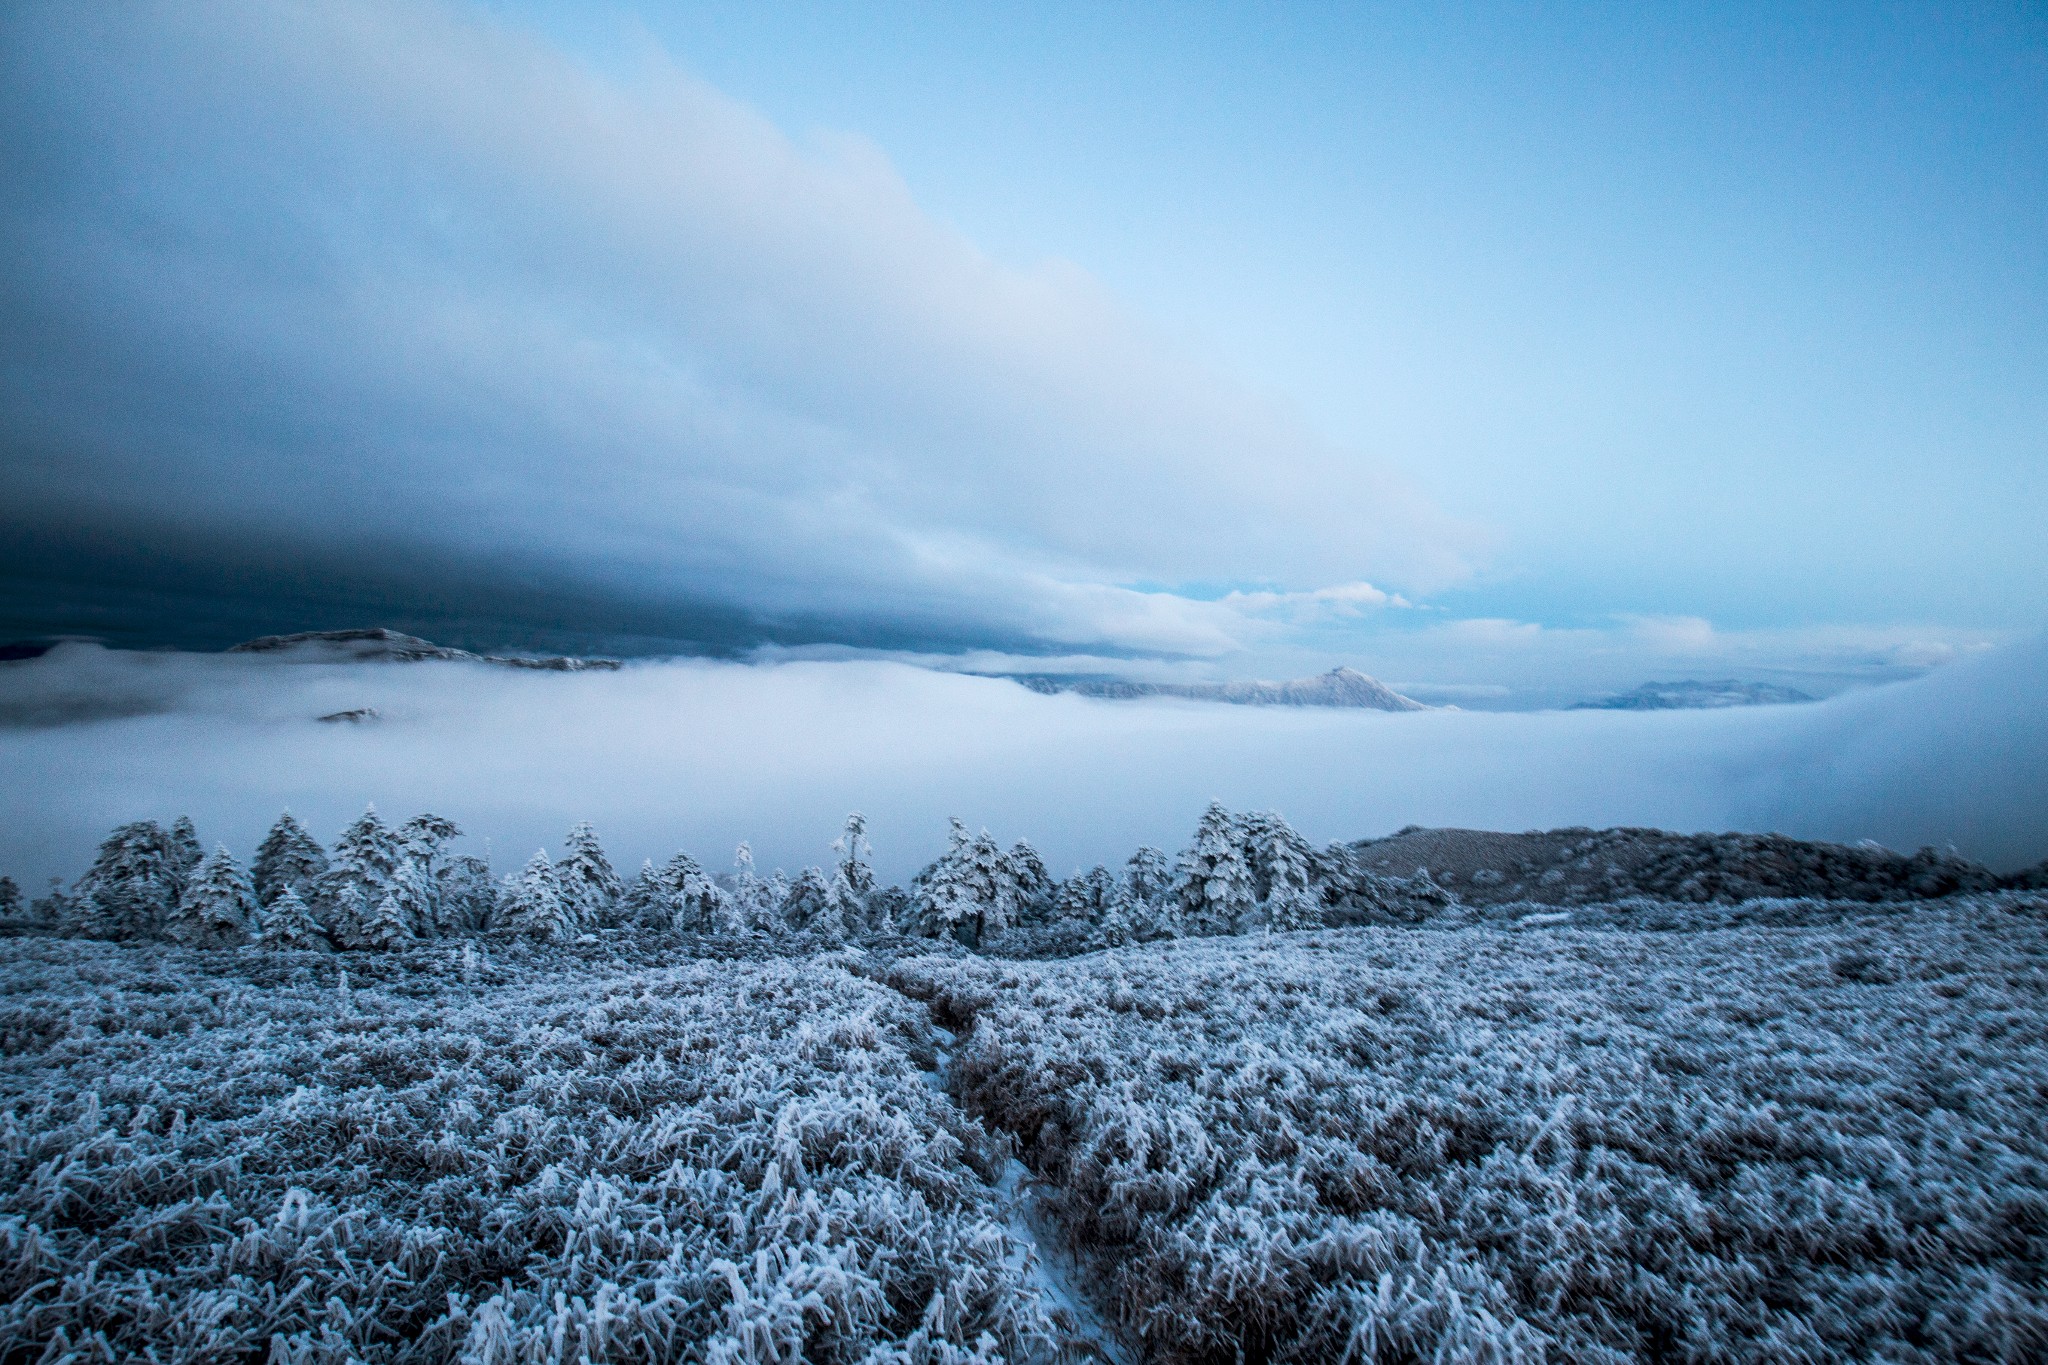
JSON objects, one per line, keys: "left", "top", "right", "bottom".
{"left": 1, "top": 631, "right": 2045, "bottom": 891}
{"left": 5, "top": 893, "right": 2046, "bottom": 1363}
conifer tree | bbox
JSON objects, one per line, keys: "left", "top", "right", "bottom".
{"left": 1175, "top": 803, "right": 1257, "bottom": 936}
{"left": 253, "top": 812, "right": 328, "bottom": 906}
{"left": 558, "top": 821, "right": 622, "bottom": 929}
{"left": 497, "top": 851, "right": 574, "bottom": 941}
{"left": 358, "top": 891, "right": 414, "bottom": 951}
{"left": 76, "top": 820, "right": 181, "bottom": 941}
{"left": 1244, "top": 811, "right": 1323, "bottom": 931}
{"left": 640, "top": 852, "right": 725, "bottom": 933}
{"left": 833, "top": 813, "right": 875, "bottom": 897}
{"left": 1005, "top": 840, "right": 1053, "bottom": 923}
{"left": 435, "top": 854, "right": 497, "bottom": 934}
{"left": 0, "top": 875, "right": 21, "bottom": 926}
{"left": 257, "top": 886, "right": 332, "bottom": 951}
{"left": 167, "top": 845, "right": 257, "bottom": 947}
{"left": 727, "top": 844, "right": 775, "bottom": 934}
{"left": 1125, "top": 846, "right": 1173, "bottom": 907}
{"left": 780, "top": 867, "right": 847, "bottom": 941}
{"left": 167, "top": 815, "right": 203, "bottom": 896}
{"left": 319, "top": 806, "right": 412, "bottom": 948}
{"left": 911, "top": 819, "right": 1027, "bottom": 945}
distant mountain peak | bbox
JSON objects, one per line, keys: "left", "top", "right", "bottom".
{"left": 1571, "top": 679, "right": 1815, "bottom": 711}
{"left": 227, "top": 628, "right": 620, "bottom": 671}
{"left": 1013, "top": 666, "right": 1430, "bottom": 711}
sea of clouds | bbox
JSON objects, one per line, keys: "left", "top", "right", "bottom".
{"left": 1, "top": 632, "right": 2041, "bottom": 892}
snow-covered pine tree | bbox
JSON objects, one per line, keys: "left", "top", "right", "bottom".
{"left": 435, "top": 854, "right": 496, "bottom": 934}
{"left": 318, "top": 806, "right": 411, "bottom": 949}
{"left": 1125, "top": 846, "right": 1173, "bottom": 906}
{"left": 833, "top": 812, "right": 876, "bottom": 898}
{"left": 252, "top": 812, "right": 328, "bottom": 906}
{"left": 0, "top": 875, "right": 21, "bottom": 927}
{"left": 1175, "top": 803, "right": 1258, "bottom": 936}
{"left": 398, "top": 813, "right": 460, "bottom": 867}
{"left": 779, "top": 867, "right": 848, "bottom": 941}
{"left": 726, "top": 844, "right": 778, "bottom": 934}
{"left": 30, "top": 879, "right": 80, "bottom": 936}
{"left": 1005, "top": 840, "right": 1054, "bottom": 924}
{"left": 167, "top": 845, "right": 257, "bottom": 947}
{"left": 829, "top": 868, "right": 867, "bottom": 935}
{"left": 1243, "top": 811, "right": 1323, "bottom": 932}
{"left": 357, "top": 891, "right": 414, "bottom": 952}
{"left": 622, "top": 859, "right": 660, "bottom": 924}
{"left": 558, "top": 821, "right": 622, "bottom": 930}
{"left": 167, "top": 816, "right": 202, "bottom": 897}
{"left": 667, "top": 852, "right": 728, "bottom": 933}
{"left": 75, "top": 820, "right": 182, "bottom": 941}
{"left": 257, "top": 886, "right": 331, "bottom": 951}
{"left": 497, "top": 851, "right": 574, "bottom": 941}
{"left": 910, "top": 819, "right": 1025, "bottom": 945}
{"left": 1054, "top": 865, "right": 1135, "bottom": 944}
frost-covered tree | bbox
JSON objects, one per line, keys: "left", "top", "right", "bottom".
{"left": 629, "top": 852, "right": 727, "bottom": 933}
{"left": 30, "top": 879, "right": 79, "bottom": 936}
{"left": 1243, "top": 811, "right": 1322, "bottom": 931}
{"left": 1006, "top": 841, "right": 1054, "bottom": 924}
{"left": 318, "top": 806, "right": 400, "bottom": 943}
{"left": 1176, "top": 803, "right": 1258, "bottom": 936}
{"left": 1055, "top": 865, "right": 1135, "bottom": 945}
{"left": 0, "top": 875, "right": 21, "bottom": 927}
{"left": 834, "top": 812, "right": 876, "bottom": 898}
{"left": 558, "top": 821, "right": 622, "bottom": 929}
{"left": 1126, "top": 846, "right": 1173, "bottom": 906}
{"left": 166, "top": 845, "right": 257, "bottom": 947}
{"left": 398, "top": 813, "right": 460, "bottom": 867}
{"left": 497, "top": 851, "right": 575, "bottom": 941}
{"left": 252, "top": 812, "right": 328, "bottom": 907}
{"left": 75, "top": 820, "right": 182, "bottom": 941}
{"left": 435, "top": 854, "right": 497, "bottom": 934}
{"left": 167, "top": 815, "right": 202, "bottom": 896}
{"left": 780, "top": 867, "right": 849, "bottom": 941}
{"left": 912, "top": 819, "right": 1031, "bottom": 946}
{"left": 257, "top": 886, "right": 331, "bottom": 951}
{"left": 725, "top": 844, "right": 776, "bottom": 935}
{"left": 357, "top": 892, "right": 414, "bottom": 952}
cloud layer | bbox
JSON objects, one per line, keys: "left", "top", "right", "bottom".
{"left": 1, "top": 631, "right": 2040, "bottom": 895}
{"left": 0, "top": 0, "right": 1470, "bottom": 657}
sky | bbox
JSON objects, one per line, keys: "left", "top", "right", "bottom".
{"left": 1, "top": 1, "right": 2041, "bottom": 702}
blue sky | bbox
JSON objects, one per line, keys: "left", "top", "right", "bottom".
{"left": 505, "top": 1, "right": 2045, "bottom": 628}
{"left": 1, "top": 1, "right": 2041, "bottom": 699}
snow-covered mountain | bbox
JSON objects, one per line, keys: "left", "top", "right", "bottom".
{"left": 229, "top": 628, "right": 620, "bottom": 671}
{"left": 1572, "top": 679, "right": 1815, "bottom": 710}
{"left": 1018, "top": 665, "right": 1430, "bottom": 710}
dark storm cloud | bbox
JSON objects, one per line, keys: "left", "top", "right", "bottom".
{"left": 0, "top": 0, "right": 1471, "bottom": 656}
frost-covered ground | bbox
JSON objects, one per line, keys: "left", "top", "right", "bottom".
{"left": 0, "top": 941, "right": 1081, "bottom": 1364}
{"left": 6, "top": 893, "right": 2047, "bottom": 1363}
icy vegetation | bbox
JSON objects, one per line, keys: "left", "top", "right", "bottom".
{"left": 895, "top": 901, "right": 2048, "bottom": 1362}
{"left": 3, "top": 804, "right": 2047, "bottom": 1361}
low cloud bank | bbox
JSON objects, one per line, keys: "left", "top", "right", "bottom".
{"left": 0, "top": 632, "right": 2040, "bottom": 893}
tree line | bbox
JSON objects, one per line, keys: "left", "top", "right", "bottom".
{"left": 0, "top": 804, "right": 1452, "bottom": 952}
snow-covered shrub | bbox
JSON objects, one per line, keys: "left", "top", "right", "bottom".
{"left": 894, "top": 894, "right": 2048, "bottom": 1364}
{"left": 0, "top": 940, "right": 1074, "bottom": 1364}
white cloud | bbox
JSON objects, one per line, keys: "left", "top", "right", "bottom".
{"left": 0, "top": 0, "right": 1474, "bottom": 656}
{"left": 1, "top": 633, "right": 2042, "bottom": 893}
